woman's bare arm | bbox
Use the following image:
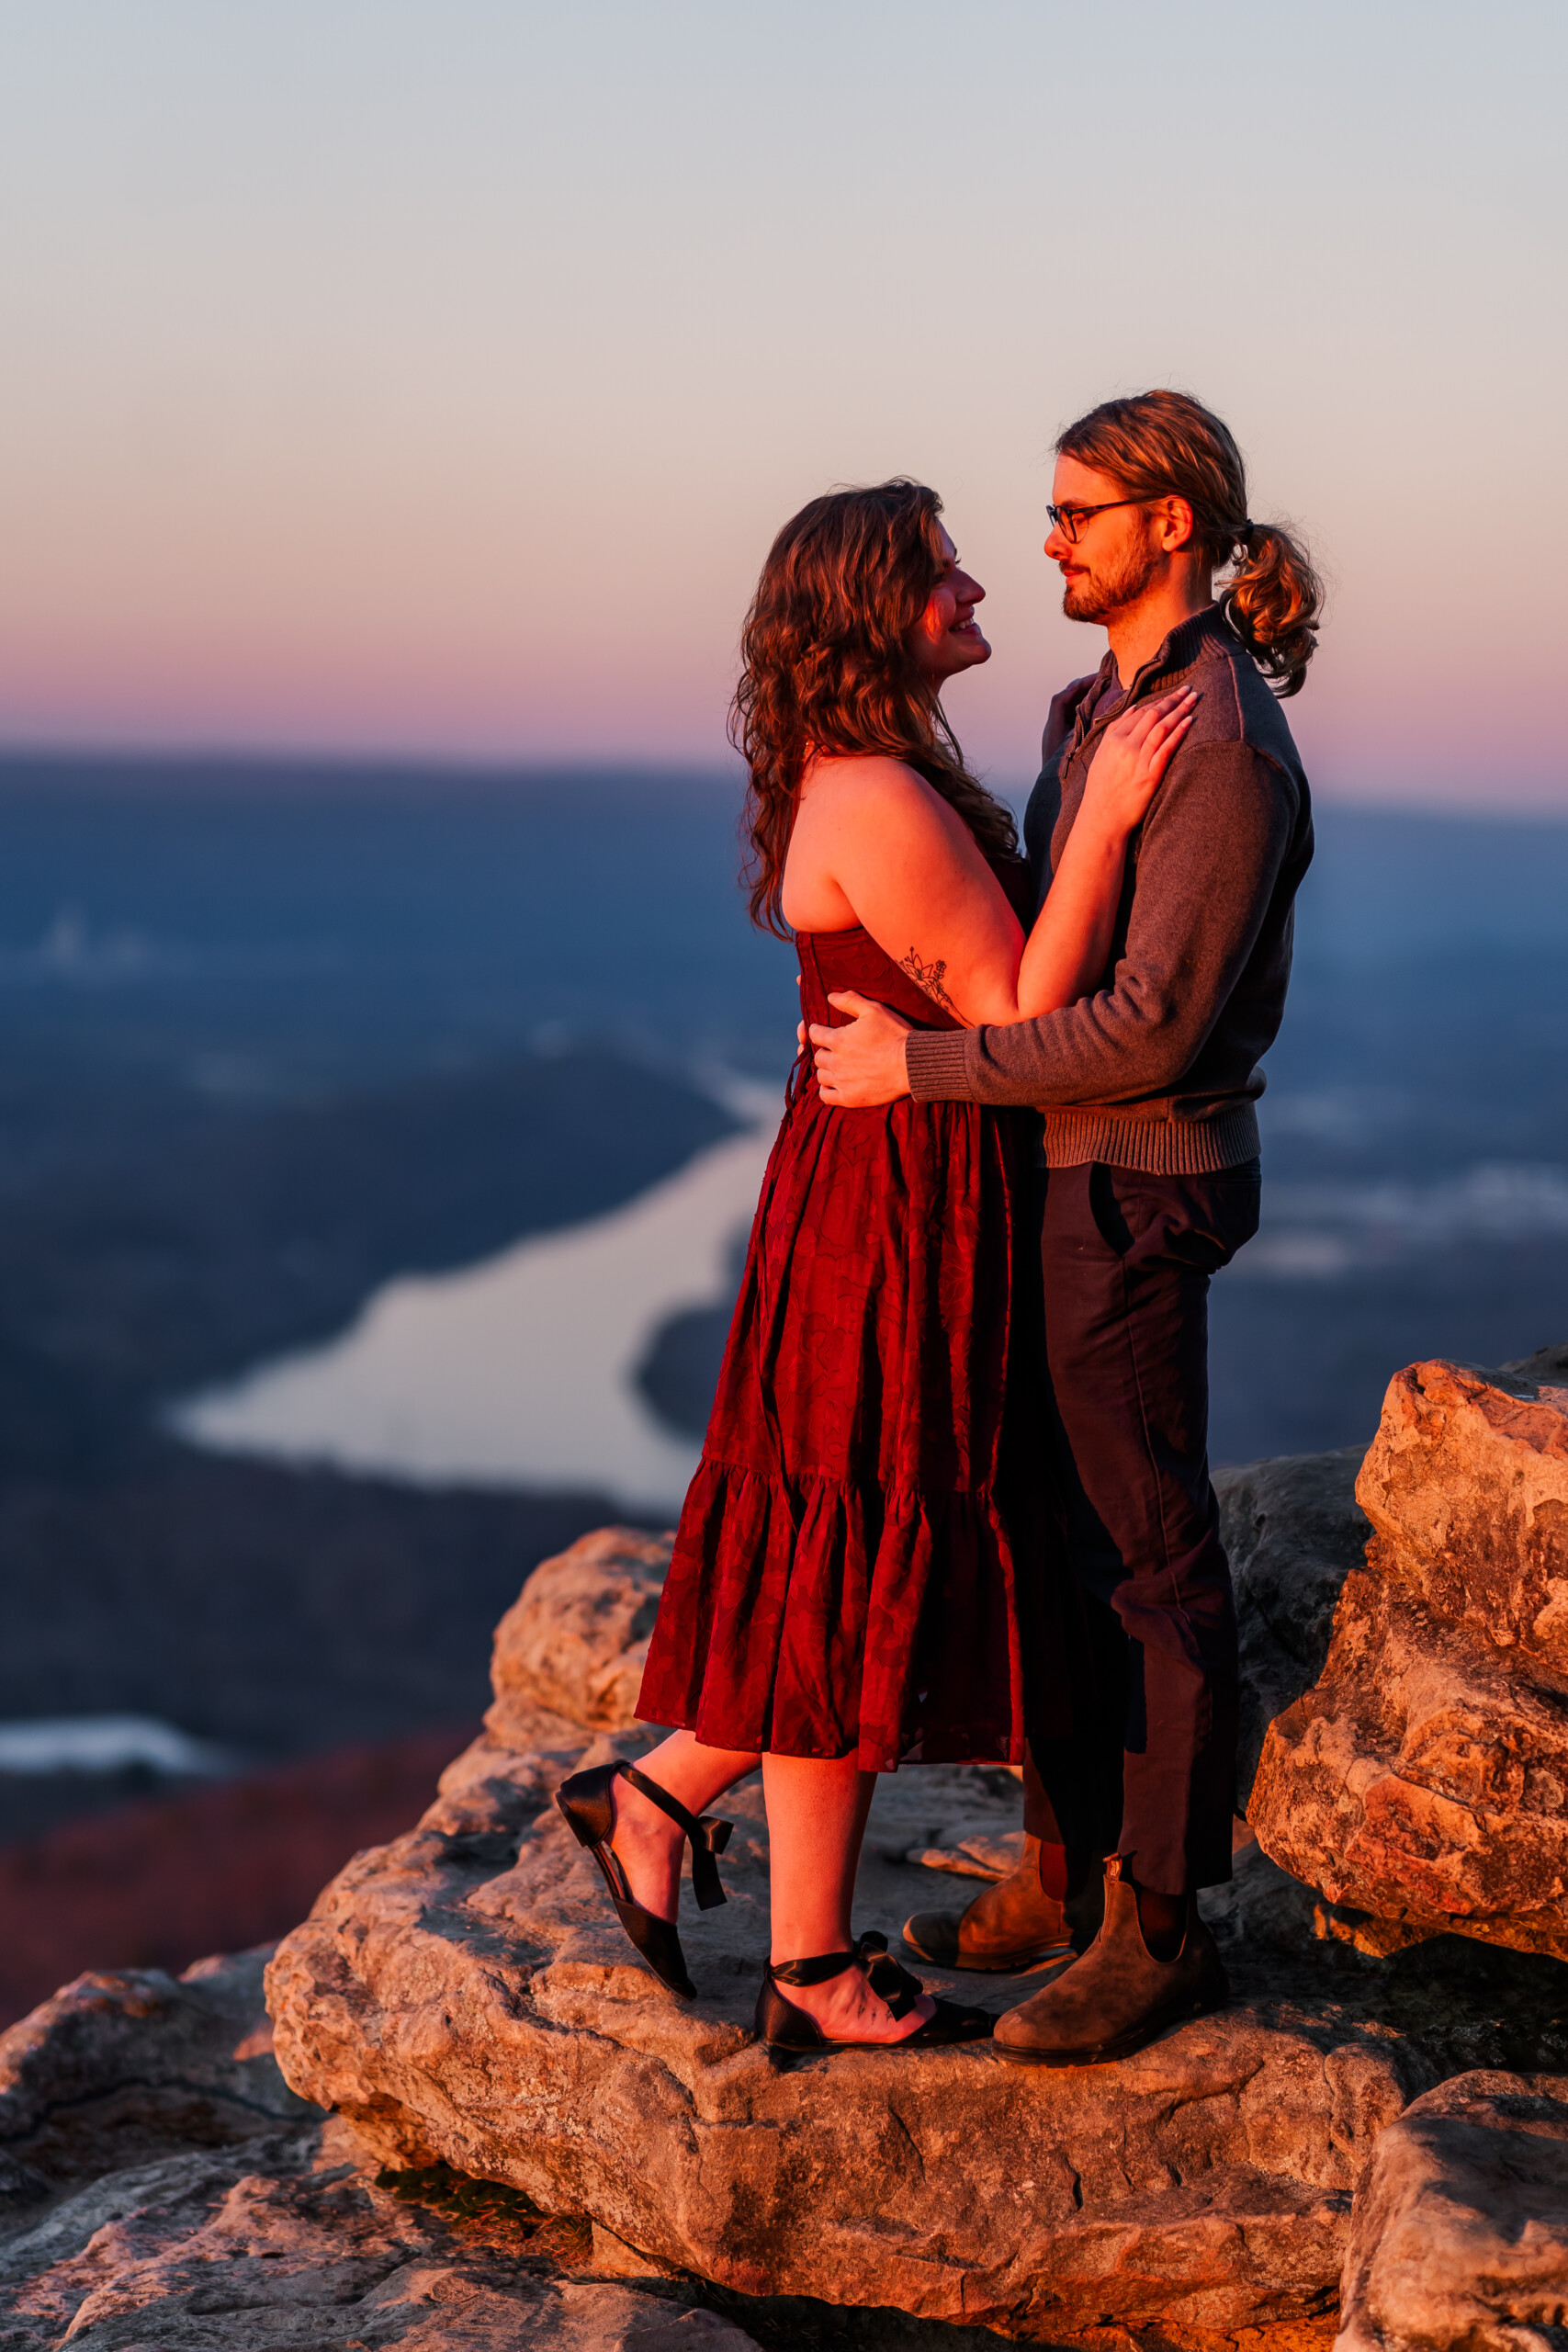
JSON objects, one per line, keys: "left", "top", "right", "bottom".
{"left": 783, "top": 760, "right": 1024, "bottom": 1024}
{"left": 1010, "top": 688, "right": 1196, "bottom": 1015}
{"left": 785, "top": 691, "right": 1194, "bottom": 1029}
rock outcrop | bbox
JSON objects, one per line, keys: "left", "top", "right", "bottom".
{"left": 14, "top": 1388, "right": 1568, "bottom": 2346}
{"left": 1335, "top": 2070, "right": 1568, "bottom": 2352}
{"left": 1251, "top": 1359, "right": 1568, "bottom": 1962}
{"left": 489, "top": 1527, "right": 673, "bottom": 1744}
{"left": 0, "top": 1947, "right": 764, "bottom": 2348}
{"left": 270, "top": 1766, "right": 1429, "bottom": 2340}
{"left": 0, "top": 1949, "right": 315, "bottom": 2197}
{"left": 1216, "top": 1445, "right": 1371, "bottom": 1803}
{"left": 263, "top": 1528, "right": 1466, "bottom": 2343}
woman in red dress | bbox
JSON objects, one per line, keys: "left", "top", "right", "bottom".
{"left": 558, "top": 481, "right": 1193, "bottom": 2053}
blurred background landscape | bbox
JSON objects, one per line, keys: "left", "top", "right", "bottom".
{"left": 1, "top": 0, "right": 1563, "bottom": 2026}
{"left": 0, "top": 756, "right": 1562, "bottom": 1992}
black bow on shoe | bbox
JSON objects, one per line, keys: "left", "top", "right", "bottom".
{"left": 554, "top": 1758, "right": 735, "bottom": 1998}
{"left": 854, "top": 1931, "right": 926, "bottom": 2019}
{"left": 756, "top": 1928, "right": 996, "bottom": 2052}
{"left": 684, "top": 1806, "right": 733, "bottom": 1912}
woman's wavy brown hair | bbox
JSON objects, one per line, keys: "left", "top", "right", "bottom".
{"left": 732, "top": 479, "right": 1018, "bottom": 937}
{"left": 1057, "top": 390, "right": 1325, "bottom": 696}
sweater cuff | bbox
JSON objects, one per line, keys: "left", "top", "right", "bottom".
{"left": 905, "top": 1027, "right": 975, "bottom": 1102}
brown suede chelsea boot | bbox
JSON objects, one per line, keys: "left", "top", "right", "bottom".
{"left": 902, "top": 1837, "right": 1102, "bottom": 1973}
{"left": 992, "top": 1856, "right": 1228, "bottom": 2065}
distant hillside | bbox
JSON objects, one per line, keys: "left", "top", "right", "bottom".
{"left": 0, "top": 1043, "right": 735, "bottom": 1812}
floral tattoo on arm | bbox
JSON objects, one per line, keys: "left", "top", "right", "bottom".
{"left": 900, "top": 947, "right": 959, "bottom": 1019}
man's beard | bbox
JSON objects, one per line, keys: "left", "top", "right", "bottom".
{"left": 1062, "top": 537, "right": 1161, "bottom": 624}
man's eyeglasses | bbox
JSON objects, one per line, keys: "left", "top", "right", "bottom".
{"left": 1045, "top": 498, "right": 1145, "bottom": 545}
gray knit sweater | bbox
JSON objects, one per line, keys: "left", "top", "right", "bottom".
{"left": 905, "top": 605, "right": 1314, "bottom": 1174}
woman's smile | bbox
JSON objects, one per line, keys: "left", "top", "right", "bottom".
{"left": 915, "top": 529, "right": 992, "bottom": 676}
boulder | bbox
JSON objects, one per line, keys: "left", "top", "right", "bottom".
{"left": 12, "top": 1862, "right": 1557, "bottom": 2352}
{"left": 1216, "top": 1446, "right": 1371, "bottom": 1803}
{"left": 1335, "top": 2070, "right": 1568, "bottom": 2352}
{"left": 487, "top": 1526, "right": 673, "bottom": 1746}
{"left": 1218, "top": 1342, "right": 1568, "bottom": 1817}
{"left": 0, "top": 1949, "right": 314, "bottom": 2196}
{"left": 0, "top": 1939, "right": 762, "bottom": 2349}
{"left": 0, "top": 2114, "right": 765, "bottom": 2349}
{"left": 265, "top": 1531, "right": 1447, "bottom": 2342}
{"left": 1250, "top": 1360, "right": 1568, "bottom": 1961}
{"left": 268, "top": 1730, "right": 1433, "bottom": 2340}
{"left": 1356, "top": 1360, "right": 1568, "bottom": 1656}
{"left": 1504, "top": 1338, "right": 1568, "bottom": 1386}
{"left": 906, "top": 1821, "right": 1027, "bottom": 1881}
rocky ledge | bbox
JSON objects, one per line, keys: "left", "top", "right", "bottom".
{"left": 6, "top": 1353, "right": 1566, "bottom": 2349}
{"left": 1252, "top": 1350, "right": 1568, "bottom": 1960}
{"left": 1337, "top": 2070, "right": 1568, "bottom": 2352}
{"left": 261, "top": 1359, "right": 1568, "bottom": 2346}
{"left": 0, "top": 1951, "right": 768, "bottom": 2347}
{"left": 267, "top": 1723, "right": 1413, "bottom": 2344}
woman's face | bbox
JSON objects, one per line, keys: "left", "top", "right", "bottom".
{"left": 910, "top": 526, "right": 990, "bottom": 682}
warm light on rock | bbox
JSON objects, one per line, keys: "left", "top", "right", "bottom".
{"left": 1250, "top": 1358, "right": 1568, "bottom": 1961}
{"left": 263, "top": 1529, "right": 1439, "bottom": 2340}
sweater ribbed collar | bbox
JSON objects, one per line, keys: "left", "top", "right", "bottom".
{"left": 1116, "top": 602, "right": 1230, "bottom": 700}
{"left": 1068, "top": 605, "right": 1230, "bottom": 761}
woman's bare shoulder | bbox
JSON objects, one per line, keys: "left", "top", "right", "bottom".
{"left": 797, "top": 752, "right": 942, "bottom": 816}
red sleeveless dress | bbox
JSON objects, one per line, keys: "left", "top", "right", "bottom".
{"left": 637, "top": 876, "right": 1047, "bottom": 1772}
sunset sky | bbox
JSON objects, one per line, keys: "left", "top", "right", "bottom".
{"left": 2, "top": 0, "right": 1563, "bottom": 806}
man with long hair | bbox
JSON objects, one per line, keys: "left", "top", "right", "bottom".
{"left": 810, "top": 390, "right": 1320, "bottom": 2064}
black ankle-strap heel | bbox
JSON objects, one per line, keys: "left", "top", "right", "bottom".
{"left": 755, "top": 1930, "right": 996, "bottom": 2052}
{"left": 554, "top": 1759, "right": 733, "bottom": 1998}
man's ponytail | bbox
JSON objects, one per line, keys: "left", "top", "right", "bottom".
{"left": 1056, "top": 391, "right": 1325, "bottom": 697}
{"left": 1223, "top": 518, "right": 1324, "bottom": 698}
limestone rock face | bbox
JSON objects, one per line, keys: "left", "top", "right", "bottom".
{"left": 1358, "top": 1359, "right": 1568, "bottom": 1653}
{"left": 267, "top": 1707, "right": 1434, "bottom": 2338}
{"left": 262, "top": 1446, "right": 1568, "bottom": 2340}
{"left": 1, "top": 2114, "right": 763, "bottom": 2349}
{"left": 1251, "top": 1360, "right": 1568, "bottom": 1961}
{"left": 487, "top": 1527, "right": 673, "bottom": 1745}
{"left": 0, "top": 1950, "right": 314, "bottom": 2198}
{"left": 267, "top": 1749, "right": 1424, "bottom": 2338}
{"left": 1216, "top": 1446, "right": 1371, "bottom": 1804}
{"left": 1504, "top": 1338, "right": 1568, "bottom": 1387}
{"left": 1335, "top": 2070, "right": 1568, "bottom": 2352}
{"left": 0, "top": 1943, "right": 761, "bottom": 2349}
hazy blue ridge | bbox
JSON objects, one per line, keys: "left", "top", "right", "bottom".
{"left": 0, "top": 754, "right": 1562, "bottom": 1794}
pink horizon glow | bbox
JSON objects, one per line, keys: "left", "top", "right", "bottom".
{"left": 1, "top": 3, "right": 1562, "bottom": 817}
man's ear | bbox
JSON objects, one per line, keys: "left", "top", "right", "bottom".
{"left": 1156, "top": 496, "right": 1196, "bottom": 553}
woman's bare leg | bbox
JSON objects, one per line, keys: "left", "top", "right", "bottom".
{"left": 610, "top": 1739, "right": 934, "bottom": 2041}
{"left": 762, "top": 1754, "right": 934, "bottom": 2044}
{"left": 606, "top": 1728, "right": 758, "bottom": 1922}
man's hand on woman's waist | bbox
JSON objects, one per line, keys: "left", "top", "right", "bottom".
{"left": 810, "top": 991, "right": 913, "bottom": 1106}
